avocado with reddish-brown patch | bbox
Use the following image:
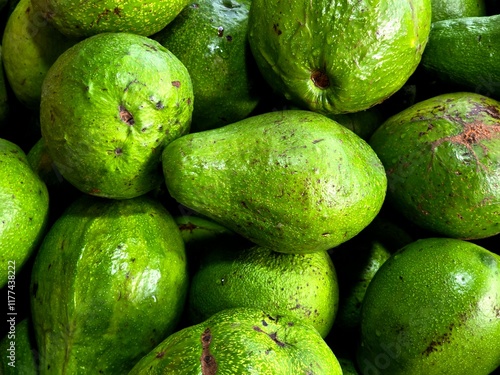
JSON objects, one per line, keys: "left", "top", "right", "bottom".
{"left": 369, "top": 92, "right": 500, "bottom": 240}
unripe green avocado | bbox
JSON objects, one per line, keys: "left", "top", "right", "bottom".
{"left": 40, "top": 32, "right": 193, "bottom": 199}
{"left": 162, "top": 109, "right": 387, "bottom": 254}
{"left": 421, "top": 15, "right": 500, "bottom": 98}
{"left": 128, "top": 307, "right": 343, "bottom": 374}
{"left": 31, "top": 0, "right": 190, "bottom": 37}
{"left": 247, "top": 0, "right": 431, "bottom": 114}
{"left": 0, "top": 137, "right": 49, "bottom": 289}
{"left": 153, "top": 0, "right": 264, "bottom": 132}
{"left": 369, "top": 92, "right": 500, "bottom": 240}
{"left": 357, "top": 237, "right": 500, "bottom": 375}
{"left": 30, "top": 195, "right": 189, "bottom": 374}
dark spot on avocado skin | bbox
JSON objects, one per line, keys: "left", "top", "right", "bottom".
{"left": 155, "top": 351, "right": 165, "bottom": 359}
{"left": 172, "top": 81, "right": 181, "bottom": 88}
{"left": 273, "top": 23, "right": 282, "bottom": 35}
{"left": 311, "top": 70, "right": 330, "bottom": 89}
{"left": 201, "top": 328, "right": 217, "bottom": 374}
{"left": 32, "top": 283, "right": 38, "bottom": 298}
{"left": 119, "top": 106, "right": 135, "bottom": 125}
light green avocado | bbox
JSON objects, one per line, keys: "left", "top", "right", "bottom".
{"left": 0, "top": 137, "right": 49, "bottom": 289}
{"left": 247, "top": 0, "right": 431, "bottom": 114}
{"left": 162, "top": 109, "right": 387, "bottom": 254}
{"left": 369, "top": 92, "right": 500, "bottom": 240}
{"left": 31, "top": 0, "right": 190, "bottom": 37}
{"left": 153, "top": 0, "right": 264, "bottom": 132}
{"left": 187, "top": 245, "right": 339, "bottom": 338}
{"left": 421, "top": 15, "right": 500, "bottom": 99}
{"left": 357, "top": 237, "right": 500, "bottom": 375}
{"left": 128, "top": 307, "right": 343, "bottom": 374}
{"left": 1, "top": 0, "right": 78, "bottom": 109}
{"left": 40, "top": 32, "right": 193, "bottom": 199}
{"left": 30, "top": 194, "right": 189, "bottom": 374}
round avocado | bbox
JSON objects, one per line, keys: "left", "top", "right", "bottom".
{"left": 247, "top": 0, "right": 431, "bottom": 114}
{"left": 357, "top": 237, "right": 500, "bottom": 375}
{"left": 188, "top": 245, "right": 339, "bottom": 338}
{"left": 0, "top": 137, "right": 49, "bottom": 289}
{"left": 40, "top": 32, "right": 193, "bottom": 199}
{"left": 369, "top": 92, "right": 500, "bottom": 240}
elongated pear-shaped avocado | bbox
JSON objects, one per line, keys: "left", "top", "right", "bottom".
{"left": 30, "top": 195, "right": 189, "bottom": 374}
{"left": 162, "top": 110, "right": 387, "bottom": 253}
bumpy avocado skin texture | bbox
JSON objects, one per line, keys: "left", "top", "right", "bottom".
{"left": 0, "top": 319, "right": 37, "bottom": 374}
{"left": 187, "top": 245, "right": 339, "bottom": 338}
{"left": 247, "top": 0, "right": 431, "bottom": 115}
{"left": 357, "top": 237, "right": 500, "bottom": 375}
{"left": 421, "top": 15, "right": 500, "bottom": 99}
{"left": 0, "top": 138, "right": 49, "bottom": 289}
{"left": 40, "top": 32, "right": 193, "bottom": 199}
{"left": 31, "top": 0, "right": 190, "bottom": 37}
{"left": 369, "top": 92, "right": 500, "bottom": 240}
{"left": 128, "top": 307, "right": 343, "bottom": 374}
{"left": 30, "top": 195, "right": 189, "bottom": 375}
{"left": 153, "top": 0, "right": 263, "bottom": 132}
{"left": 162, "top": 110, "right": 387, "bottom": 254}
{"left": 1, "top": 0, "right": 78, "bottom": 109}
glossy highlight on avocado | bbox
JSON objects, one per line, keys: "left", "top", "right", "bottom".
{"left": 162, "top": 110, "right": 387, "bottom": 254}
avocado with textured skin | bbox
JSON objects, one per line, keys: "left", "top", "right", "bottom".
{"left": 357, "top": 237, "right": 500, "bottom": 375}
{"left": 30, "top": 195, "right": 189, "bottom": 374}
{"left": 128, "top": 307, "right": 343, "bottom": 374}
{"left": 247, "top": 0, "right": 431, "bottom": 114}
{"left": 162, "top": 109, "right": 387, "bottom": 254}
{"left": 153, "top": 0, "right": 264, "bottom": 132}
{"left": 369, "top": 92, "right": 500, "bottom": 240}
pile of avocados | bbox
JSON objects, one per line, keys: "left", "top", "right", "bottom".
{"left": 0, "top": 0, "right": 499, "bottom": 373}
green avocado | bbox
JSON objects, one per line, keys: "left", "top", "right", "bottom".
{"left": 430, "top": 0, "right": 486, "bottom": 22}
{"left": 128, "top": 307, "right": 343, "bottom": 374}
{"left": 0, "top": 137, "right": 49, "bottom": 289}
{"left": 421, "top": 15, "right": 500, "bottom": 99}
{"left": 247, "top": 0, "right": 431, "bottom": 114}
{"left": 153, "top": 0, "right": 264, "bottom": 132}
{"left": 31, "top": 0, "right": 190, "bottom": 37}
{"left": 357, "top": 237, "right": 500, "bottom": 375}
{"left": 1, "top": 0, "right": 78, "bottom": 109}
{"left": 369, "top": 92, "right": 500, "bottom": 240}
{"left": 30, "top": 194, "right": 189, "bottom": 374}
{"left": 187, "top": 245, "right": 339, "bottom": 338}
{"left": 40, "top": 32, "right": 193, "bottom": 199}
{"left": 162, "top": 109, "right": 387, "bottom": 254}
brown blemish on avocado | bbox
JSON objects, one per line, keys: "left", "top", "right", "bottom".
{"left": 201, "top": 328, "right": 217, "bottom": 374}
{"left": 178, "top": 222, "right": 198, "bottom": 232}
{"left": 217, "top": 26, "right": 224, "bottom": 37}
{"left": 422, "top": 323, "right": 454, "bottom": 357}
{"left": 311, "top": 70, "right": 330, "bottom": 89}
{"left": 119, "top": 106, "right": 135, "bottom": 126}
{"left": 430, "top": 121, "right": 500, "bottom": 170}
{"left": 253, "top": 325, "right": 286, "bottom": 347}
{"left": 155, "top": 351, "right": 165, "bottom": 359}
{"left": 172, "top": 81, "right": 181, "bottom": 88}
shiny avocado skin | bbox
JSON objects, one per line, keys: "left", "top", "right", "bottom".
{"left": 247, "top": 0, "right": 431, "bottom": 114}
{"left": 357, "top": 237, "right": 500, "bottom": 375}
{"left": 128, "top": 307, "right": 343, "bottom": 374}
{"left": 162, "top": 110, "right": 387, "bottom": 254}
{"left": 153, "top": 0, "right": 263, "bottom": 132}
{"left": 30, "top": 195, "right": 189, "bottom": 375}
{"left": 369, "top": 92, "right": 500, "bottom": 240}
{"left": 421, "top": 15, "right": 500, "bottom": 99}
